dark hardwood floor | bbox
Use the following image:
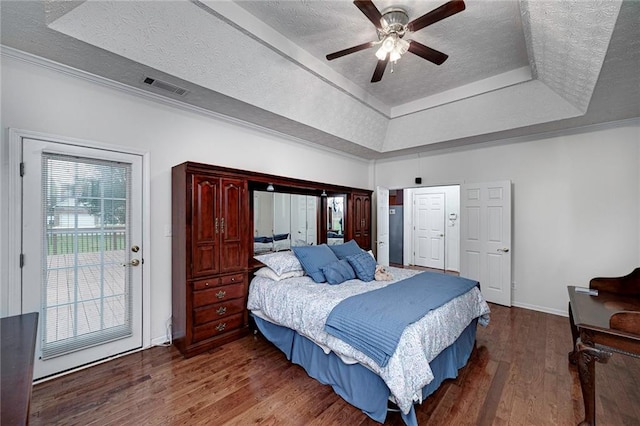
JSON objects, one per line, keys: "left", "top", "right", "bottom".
{"left": 29, "top": 304, "right": 640, "bottom": 425}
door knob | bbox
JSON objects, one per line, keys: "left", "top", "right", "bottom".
{"left": 497, "top": 248, "right": 509, "bottom": 253}
{"left": 124, "top": 259, "right": 141, "bottom": 267}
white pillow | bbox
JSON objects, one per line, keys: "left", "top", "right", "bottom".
{"left": 255, "top": 267, "right": 305, "bottom": 281}
{"left": 254, "top": 251, "right": 303, "bottom": 275}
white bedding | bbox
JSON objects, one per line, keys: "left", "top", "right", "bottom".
{"left": 247, "top": 267, "right": 490, "bottom": 414}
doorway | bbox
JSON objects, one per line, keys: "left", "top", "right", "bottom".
{"left": 398, "top": 186, "right": 460, "bottom": 272}
{"left": 413, "top": 192, "right": 446, "bottom": 269}
{"left": 12, "top": 132, "right": 149, "bottom": 380}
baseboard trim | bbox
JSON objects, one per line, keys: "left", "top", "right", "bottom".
{"left": 512, "top": 301, "right": 568, "bottom": 317}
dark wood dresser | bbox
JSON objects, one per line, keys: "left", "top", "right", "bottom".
{"left": 172, "top": 162, "right": 250, "bottom": 357}
{"left": 1, "top": 312, "right": 39, "bottom": 425}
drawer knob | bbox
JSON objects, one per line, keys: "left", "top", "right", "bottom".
{"left": 216, "top": 323, "right": 226, "bottom": 332}
{"left": 205, "top": 282, "right": 210, "bottom": 287}
{"left": 216, "top": 306, "right": 227, "bottom": 315}
{"left": 215, "top": 290, "right": 226, "bottom": 299}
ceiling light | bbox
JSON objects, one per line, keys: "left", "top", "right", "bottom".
{"left": 376, "top": 34, "right": 398, "bottom": 60}
{"left": 381, "top": 34, "right": 396, "bottom": 52}
{"left": 396, "top": 38, "right": 410, "bottom": 54}
{"left": 266, "top": 183, "right": 274, "bottom": 192}
{"left": 389, "top": 49, "right": 401, "bottom": 62}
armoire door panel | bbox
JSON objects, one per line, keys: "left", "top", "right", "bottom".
{"left": 362, "top": 196, "right": 371, "bottom": 239}
{"left": 193, "top": 176, "right": 218, "bottom": 241}
{"left": 352, "top": 193, "right": 371, "bottom": 250}
{"left": 354, "top": 196, "right": 363, "bottom": 235}
{"left": 220, "top": 242, "right": 244, "bottom": 273}
{"left": 193, "top": 245, "right": 217, "bottom": 277}
{"left": 191, "top": 175, "right": 220, "bottom": 276}
{"left": 220, "top": 178, "right": 247, "bottom": 272}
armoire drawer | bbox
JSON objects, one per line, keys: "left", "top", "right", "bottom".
{"left": 192, "top": 277, "right": 221, "bottom": 290}
{"left": 192, "top": 283, "right": 244, "bottom": 308}
{"left": 192, "top": 273, "right": 244, "bottom": 290}
{"left": 193, "top": 298, "right": 245, "bottom": 326}
{"left": 220, "top": 273, "right": 244, "bottom": 285}
{"left": 192, "top": 313, "right": 244, "bottom": 343}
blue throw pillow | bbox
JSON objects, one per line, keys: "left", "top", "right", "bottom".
{"left": 346, "top": 251, "right": 376, "bottom": 282}
{"left": 292, "top": 244, "right": 339, "bottom": 283}
{"left": 321, "top": 259, "right": 356, "bottom": 285}
{"left": 328, "top": 239, "right": 363, "bottom": 260}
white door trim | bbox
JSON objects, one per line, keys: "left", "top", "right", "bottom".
{"left": 3, "top": 128, "right": 151, "bottom": 349}
{"left": 376, "top": 186, "right": 390, "bottom": 266}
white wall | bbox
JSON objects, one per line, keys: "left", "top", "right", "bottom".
{"left": 375, "top": 122, "right": 640, "bottom": 315}
{"left": 2, "top": 50, "right": 638, "bottom": 332}
{"left": 0, "top": 53, "right": 372, "bottom": 341}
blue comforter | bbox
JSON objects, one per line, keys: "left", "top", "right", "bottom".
{"left": 324, "top": 271, "right": 479, "bottom": 367}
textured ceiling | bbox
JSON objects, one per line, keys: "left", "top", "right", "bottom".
{"left": 1, "top": 0, "right": 639, "bottom": 159}
{"left": 234, "top": 0, "right": 530, "bottom": 107}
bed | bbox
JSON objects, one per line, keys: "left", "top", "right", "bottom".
{"left": 248, "top": 246, "right": 490, "bottom": 426}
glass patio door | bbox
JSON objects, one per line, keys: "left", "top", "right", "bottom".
{"left": 21, "top": 138, "right": 143, "bottom": 380}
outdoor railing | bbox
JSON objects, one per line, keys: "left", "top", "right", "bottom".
{"left": 46, "top": 227, "right": 126, "bottom": 255}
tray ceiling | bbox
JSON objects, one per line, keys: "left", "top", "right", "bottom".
{"left": 1, "top": 0, "right": 638, "bottom": 159}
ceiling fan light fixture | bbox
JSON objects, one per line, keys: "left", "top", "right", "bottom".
{"left": 381, "top": 34, "right": 397, "bottom": 52}
{"left": 375, "top": 45, "right": 388, "bottom": 60}
{"left": 376, "top": 33, "right": 399, "bottom": 60}
{"left": 397, "top": 38, "right": 410, "bottom": 54}
{"left": 325, "top": 0, "right": 466, "bottom": 83}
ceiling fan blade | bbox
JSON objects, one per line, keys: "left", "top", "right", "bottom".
{"left": 407, "top": 0, "right": 466, "bottom": 32}
{"left": 408, "top": 41, "right": 449, "bottom": 65}
{"left": 371, "top": 57, "right": 389, "bottom": 82}
{"left": 326, "top": 41, "right": 377, "bottom": 61}
{"left": 353, "top": 0, "right": 383, "bottom": 30}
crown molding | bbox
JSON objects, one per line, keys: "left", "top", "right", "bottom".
{"left": 1, "top": 45, "right": 373, "bottom": 164}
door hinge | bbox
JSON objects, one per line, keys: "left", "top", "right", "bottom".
{"left": 20, "top": 162, "right": 25, "bottom": 176}
{"left": 20, "top": 253, "right": 24, "bottom": 268}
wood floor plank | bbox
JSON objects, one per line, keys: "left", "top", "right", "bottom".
{"left": 29, "top": 304, "right": 640, "bottom": 425}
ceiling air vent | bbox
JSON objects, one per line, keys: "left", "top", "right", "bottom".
{"left": 142, "top": 77, "right": 188, "bottom": 96}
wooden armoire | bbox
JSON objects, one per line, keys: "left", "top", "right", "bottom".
{"left": 172, "top": 161, "right": 372, "bottom": 357}
{"left": 350, "top": 190, "right": 371, "bottom": 250}
{"left": 171, "top": 162, "right": 250, "bottom": 357}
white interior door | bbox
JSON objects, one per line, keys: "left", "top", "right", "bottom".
{"left": 376, "top": 186, "right": 389, "bottom": 266}
{"left": 413, "top": 192, "right": 445, "bottom": 269}
{"left": 460, "top": 181, "right": 512, "bottom": 306}
{"left": 21, "top": 138, "right": 143, "bottom": 379}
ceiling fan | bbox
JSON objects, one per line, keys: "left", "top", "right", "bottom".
{"left": 326, "top": 0, "right": 465, "bottom": 83}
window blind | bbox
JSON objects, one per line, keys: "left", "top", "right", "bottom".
{"left": 40, "top": 153, "right": 133, "bottom": 359}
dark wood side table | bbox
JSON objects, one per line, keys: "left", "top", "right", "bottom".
{"left": 568, "top": 286, "right": 640, "bottom": 426}
{"left": 1, "top": 312, "right": 39, "bottom": 425}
